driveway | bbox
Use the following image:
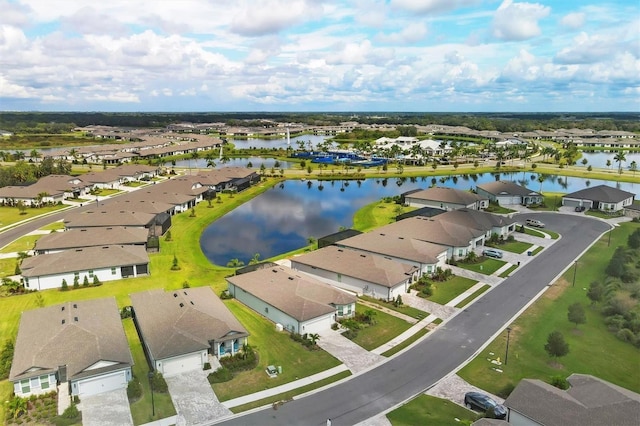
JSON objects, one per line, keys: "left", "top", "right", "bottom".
{"left": 317, "top": 329, "right": 384, "bottom": 374}
{"left": 165, "top": 369, "right": 232, "bottom": 426}
{"left": 80, "top": 388, "right": 133, "bottom": 426}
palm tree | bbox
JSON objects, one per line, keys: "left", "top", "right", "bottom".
{"left": 226, "top": 258, "right": 245, "bottom": 268}
{"left": 630, "top": 160, "right": 637, "bottom": 177}
{"left": 613, "top": 151, "right": 626, "bottom": 174}
{"left": 249, "top": 253, "right": 261, "bottom": 265}
{"left": 308, "top": 333, "right": 320, "bottom": 345}
{"left": 538, "top": 175, "right": 546, "bottom": 194}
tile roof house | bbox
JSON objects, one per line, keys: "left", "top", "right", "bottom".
{"left": 33, "top": 226, "right": 150, "bottom": 255}
{"left": 21, "top": 245, "right": 150, "bottom": 290}
{"left": 130, "top": 287, "right": 249, "bottom": 377}
{"left": 290, "top": 246, "right": 419, "bottom": 301}
{"left": 9, "top": 298, "right": 133, "bottom": 397}
{"left": 476, "top": 181, "right": 543, "bottom": 206}
{"left": 562, "top": 185, "right": 635, "bottom": 212}
{"left": 227, "top": 265, "right": 357, "bottom": 334}
{"left": 436, "top": 208, "right": 519, "bottom": 239}
{"left": 504, "top": 374, "right": 640, "bottom": 426}
{"left": 403, "top": 187, "right": 489, "bottom": 211}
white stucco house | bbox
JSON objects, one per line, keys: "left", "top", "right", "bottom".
{"left": 403, "top": 187, "right": 489, "bottom": 211}
{"left": 562, "top": 185, "right": 635, "bottom": 212}
{"left": 476, "top": 180, "right": 543, "bottom": 206}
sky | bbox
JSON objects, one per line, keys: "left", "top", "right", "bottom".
{"left": 0, "top": 0, "right": 638, "bottom": 112}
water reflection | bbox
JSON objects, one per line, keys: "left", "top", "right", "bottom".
{"left": 200, "top": 173, "right": 638, "bottom": 266}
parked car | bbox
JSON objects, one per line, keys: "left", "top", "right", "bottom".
{"left": 482, "top": 248, "right": 503, "bottom": 259}
{"left": 575, "top": 205, "right": 586, "bottom": 212}
{"left": 526, "top": 218, "right": 545, "bottom": 228}
{"left": 464, "top": 392, "right": 507, "bottom": 419}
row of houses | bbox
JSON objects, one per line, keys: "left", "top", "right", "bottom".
{"left": 9, "top": 287, "right": 250, "bottom": 398}
{"left": 18, "top": 166, "right": 260, "bottom": 291}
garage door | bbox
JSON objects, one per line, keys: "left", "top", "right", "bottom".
{"left": 562, "top": 198, "right": 581, "bottom": 207}
{"left": 301, "top": 316, "right": 332, "bottom": 335}
{"left": 161, "top": 353, "right": 202, "bottom": 377}
{"left": 76, "top": 370, "right": 127, "bottom": 396}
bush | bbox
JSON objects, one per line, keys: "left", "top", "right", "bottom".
{"left": 150, "top": 372, "right": 169, "bottom": 393}
{"left": 127, "top": 378, "right": 142, "bottom": 402}
{"left": 220, "top": 346, "right": 257, "bottom": 372}
{"left": 497, "top": 382, "right": 515, "bottom": 398}
{"left": 60, "top": 279, "right": 68, "bottom": 291}
{"left": 0, "top": 340, "right": 15, "bottom": 380}
{"left": 331, "top": 322, "right": 339, "bottom": 330}
{"left": 342, "top": 329, "right": 358, "bottom": 340}
{"left": 550, "top": 375, "right": 569, "bottom": 390}
{"left": 62, "top": 404, "right": 79, "bottom": 419}
{"left": 208, "top": 367, "right": 233, "bottom": 383}
{"left": 203, "top": 362, "right": 211, "bottom": 370}
{"left": 219, "top": 290, "right": 232, "bottom": 300}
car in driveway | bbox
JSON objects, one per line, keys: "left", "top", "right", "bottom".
{"left": 482, "top": 248, "right": 503, "bottom": 259}
{"left": 575, "top": 205, "right": 586, "bottom": 212}
{"left": 526, "top": 218, "right": 545, "bottom": 228}
{"left": 464, "top": 391, "right": 507, "bottom": 419}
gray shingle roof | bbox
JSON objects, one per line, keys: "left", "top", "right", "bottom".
{"left": 563, "top": 185, "right": 636, "bottom": 203}
{"left": 21, "top": 245, "right": 149, "bottom": 277}
{"left": 9, "top": 297, "right": 133, "bottom": 382}
{"left": 378, "top": 216, "right": 484, "bottom": 247}
{"left": 130, "top": 287, "right": 249, "bottom": 360}
{"left": 405, "top": 187, "right": 487, "bottom": 205}
{"left": 337, "top": 231, "right": 447, "bottom": 264}
{"left": 505, "top": 375, "right": 640, "bottom": 426}
{"left": 292, "top": 246, "right": 418, "bottom": 287}
{"left": 227, "top": 265, "right": 356, "bottom": 321}
{"left": 477, "top": 180, "right": 540, "bottom": 197}
{"left": 64, "top": 208, "right": 156, "bottom": 228}
{"left": 34, "top": 227, "right": 148, "bottom": 252}
{"left": 436, "top": 208, "right": 518, "bottom": 231}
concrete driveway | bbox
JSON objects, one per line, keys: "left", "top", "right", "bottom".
{"left": 165, "top": 369, "right": 232, "bottom": 426}
{"left": 317, "top": 329, "right": 384, "bottom": 374}
{"left": 80, "top": 388, "right": 133, "bottom": 426}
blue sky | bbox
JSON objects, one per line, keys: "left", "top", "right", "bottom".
{"left": 1, "top": 0, "right": 638, "bottom": 112}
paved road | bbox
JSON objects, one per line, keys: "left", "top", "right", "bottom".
{"left": 219, "top": 213, "right": 611, "bottom": 426}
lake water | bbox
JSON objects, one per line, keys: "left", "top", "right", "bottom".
{"left": 170, "top": 156, "right": 296, "bottom": 169}
{"left": 200, "top": 172, "right": 639, "bottom": 266}
{"left": 577, "top": 151, "right": 640, "bottom": 169}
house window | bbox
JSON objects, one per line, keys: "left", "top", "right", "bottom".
{"left": 265, "top": 307, "right": 269, "bottom": 313}
{"left": 458, "top": 249, "right": 464, "bottom": 257}
{"left": 74, "top": 272, "right": 79, "bottom": 279}
{"left": 88, "top": 270, "right": 94, "bottom": 277}
{"left": 111, "top": 267, "right": 116, "bottom": 275}
{"left": 338, "top": 306, "right": 344, "bottom": 316}
{"left": 337, "top": 273, "right": 342, "bottom": 282}
{"left": 40, "top": 375, "right": 50, "bottom": 390}
{"left": 20, "top": 379, "right": 30, "bottom": 394}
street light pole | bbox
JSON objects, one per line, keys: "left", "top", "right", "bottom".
{"left": 148, "top": 371, "right": 155, "bottom": 417}
{"left": 505, "top": 327, "right": 512, "bottom": 366}
{"left": 572, "top": 260, "right": 577, "bottom": 287}
{"left": 608, "top": 227, "right": 612, "bottom": 247}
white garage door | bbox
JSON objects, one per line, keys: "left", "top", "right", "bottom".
{"left": 76, "top": 370, "right": 127, "bottom": 396}
{"left": 161, "top": 353, "right": 202, "bottom": 377}
{"left": 301, "top": 316, "right": 332, "bottom": 335}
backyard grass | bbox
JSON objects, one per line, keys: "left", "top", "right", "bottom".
{"left": 349, "top": 305, "right": 413, "bottom": 351}
{"left": 485, "top": 204, "right": 516, "bottom": 214}
{"left": 387, "top": 394, "right": 478, "bottom": 426}
{"left": 381, "top": 328, "right": 430, "bottom": 358}
{"left": 491, "top": 240, "right": 532, "bottom": 254}
{"left": 229, "top": 370, "right": 352, "bottom": 413}
{"left": 523, "top": 227, "right": 545, "bottom": 238}
{"left": 38, "top": 221, "right": 65, "bottom": 231}
{"left": 212, "top": 299, "right": 341, "bottom": 402}
{"left": 0, "top": 234, "right": 40, "bottom": 253}
{"left": 455, "top": 284, "right": 491, "bottom": 308}
{"left": 0, "top": 204, "right": 68, "bottom": 229}
{"left": 427, "top": 276, "right": 478, "bottom": 305}
{"left": 498, "top": 264, "right": 519, "bottom": 278}
{"left": 359, "top": 295, "right": 429, "bottom": 320}
{"left": 0, "top": 257, "right": 17, "bottom": 277}
{"left": 125, "top": 318, "right": 176, "bottom": 425}
{"left": 456, "top": 257, "right": 506, "bottom": 275}
{"left": 458, "top": 222, "right": 640, "bottom": 395}
{"left": 352, "top": 199, "right": 413, "bottom": 232}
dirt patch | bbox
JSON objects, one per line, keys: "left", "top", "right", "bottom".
{"left": 570, "top": 328, "right": 584, "bottom": 336}
{"left": 547, "top": 360, "right": 565, "bottom": 370}
{"left": 544, "top": 277, "right": 570, "bottom": 301}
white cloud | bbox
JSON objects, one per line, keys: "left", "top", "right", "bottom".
{"left": 391, "top": 0, "right": 479, "bottom": 15}
{"left": 492, "top": 0, "right": 550, "bottom": 41}
{"left": 0, "top": 0, "right": 31, "bottom": 27}
{"left": 376, "top": 22, "right": 428, "bottom": 44}
{"left": 229, "top": 0, "right": 322, "bottom": 36}
{"left": 554, "top": 32, "right": 619, "bottom": 64}
{"left": 560, "top": 12, "right": 585, "bottom": 30}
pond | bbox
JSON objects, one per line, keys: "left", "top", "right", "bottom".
{"left": 169, "top": 156, "right": 296, "bottom": 169}
{"left": 577, "top": 151, "right": 640, "bottom": 169}
{"left": 200, "top": 172, "right": 639, "bottom": 266}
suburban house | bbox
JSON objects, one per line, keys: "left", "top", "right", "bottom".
{"left": 33, "top": 226, "right": 150, "bottom": 255}
{"left": 196, "top": 167, "right": 261, "bottom": 192}
{"left": 562, "top": 185, "right": 636, "bottom": 212}
{"left": 335, "top": 231, "right": 449, "bottom": 277}
{"left": 21, "top": 245, "right": 150, "bottom": 291}
{"left": 436, "top": 208, "right": 519, "bottom": 239}
{"left": 0, "top": 174, "right": 91, "bottom": 206}
{"left": 227, "top": 265, "right": 357, "bottom": 334}
{"left": 130, "top": 287, "right": 249, "bottom": 377}
{"left": 63, "top": 208, "right": 170, "bottom": 235}
{"left": 290, "top": 246, "right": 419, "bottom": 301}
{"left": 504, "top": 374, "right": 640, "bottom": 426}
{"left": 377, "top": 216, "right": 485, "bottom": 259}
{"left": 476, "top": 181, "right": 543, "bottom": 206}
{"left": 9, "top": 298, "right": 133, "bottom": 397}
{"left": 402, "top": 187, "right": 489, "bottom": 211}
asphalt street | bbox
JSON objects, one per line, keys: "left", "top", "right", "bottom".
{"left": 218, "top": 213, "right": 612, "bottom": 426}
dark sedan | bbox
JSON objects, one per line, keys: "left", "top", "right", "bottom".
{"left": 464, "top": 391, "right": 507, "bottom": 419}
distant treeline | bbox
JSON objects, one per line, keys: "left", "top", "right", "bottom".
{"left": 0, "top": 158, "right": 72, "bottom": 187}
{"left": 0, "top": 112, "right": 639, "bottom": 133}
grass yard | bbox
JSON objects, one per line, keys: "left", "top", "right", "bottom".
{"left": 531, "top": 246, "right": 544, "bottom": 255}
{"left": 458, "top": 222, "right": 640, "bottom": 396}
{"left": 456, "top": 257, "right": 506, "bottom": 275}
{"left": 212, "top": 299, "right": 341, "bottom": 402}
{"left": 0, "top": 258, "right": 17, "bottom": 278}
{"left": 455, "top": 284, "right": 491, "bottom": 308}
{"left": 381, "top": 328, "right": 430, "bottom": 357}
{"left": 542, "top": 229, "right": 560, "bottom": 239}
{"left": 359, "top": 295, "right": 429, "bottom": 320}
{"left": 0, "top": 234, "right": 40, "bottom": 253}
{"left": 498, "top": 264, "right": 519, "bottom": 278}
{"left": 485, "top": 204, "right": 516, "bottom": 214}
{"left": 352, "top": 199, "right": 414, "bottom": 232}
{"left": 350, "top": 305, "right": 413, "bottom": 351}
{"left": 38, "top": 221, "right": 65, "bottom": 231}
{"left": 124, "top": 318, "right": 176, "bottom": 425}
{"left": 0, "top": 204, "right": 68, "bottom": 229}
{"left": 387, "top": 394, "right": 479, "bottom": 426}
{"left": 492, "top": 240, "right": 532, "bottom": 254}
{"left": 428, "top": 276, "right": 478, "bottom": 305}
{"left": 523, "top": 227, "right": 545, "bottom": 238}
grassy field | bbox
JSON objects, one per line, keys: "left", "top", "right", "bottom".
{"left": 458, "top": 222, "right": 640, "bottom": 395}
{"left": 387, "top": 394, "right": 478, "bottom": 426}
{"left": 428, "top": 276, "right": 478, "bottom": 305}
{"left": 456, "top": 257, "right": 506, "bottom": 275}
{"left": 352, "top": 199, "right": 414, "bottom": 232}
{"left": 212, "top": 299, "right": 341, "bottom": 402}
{"left": 0, "top": 204, "right": 69, "bottom": 229}
{"left": 350, "top": 305, "right": 413, "bottom": 351}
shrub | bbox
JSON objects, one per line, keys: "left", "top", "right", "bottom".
{"left": 342, "top": 329, "right": 358, "bottom": 340}
{"left": 150, "top": 372, "right": 169, "bottom": 393}
{"left": 331, "top": 322, "right": 339, "bottom": 330}
{"left": 62, "top": 404, "right": 79, "bottom": 419}
{"left": 127, "top": 378, "right": 142, "bottom": 402}
{"left": 92, "top": 275, "right": 101, "bottom": 286}
{"left": 60, "top": 279, "right": 68, "bottom": 291}
{"left": 219, "top": 290, "right": 232, "bottom": 300}
{"left": 208, "top": 367, "right": 233, "bottom": 383}
{"left": 497, "top": 382, "right": 515, "bottom": 398}
{"left": 550, "top": 375, "right": 570, "bottom": 390}
{"left": 220, "top": 346, "right": 257, "bottom": 372}
{"left": 203, "top": 362, "right": 211, "bottom": 370}
{"left": 83, "top": 276, "right": 90, "bottom": 287}
{"left": 0, "top": 340, "right": 15, "bottom": 380}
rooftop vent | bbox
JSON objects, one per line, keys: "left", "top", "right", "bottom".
{"left": 360, "top": 254, "right": 366, "bottom": 258}
{"left": 74, "top": 317, "right": 78, "bottom": 322}
{"left": 190, "top": 301, "right": 194, "bottom": 305}
{"left": 62, "top": 319, "right": 65, "bottom": 324}
{"left": 73, "top": 304, "right": 77, "bottom": 309}
{"left": 173, "top": 293, "right": 178, "bottom": 297}
{"left": 179, "top": 303, "right": 184, "bottom": 308}
{"left": 288, "top": 277, "right": 294, "bottom": 280}
{"left": 61, "top": 306, "right": 65, "bottom": 311}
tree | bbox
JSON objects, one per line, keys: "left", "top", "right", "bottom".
{"left": 227, "top": 258, "right": 245, "bottom": 268}
{"left": 587, "top": 281, "right": 604, "bottom": 305}
{"left": 606, "top": 159, "right": 612, "bottom": 169}
{"left": 16, "top": 200, "right": 26, "bottom": 215}
{"left": 545, "top": 331, "right": 569, "bottom": 359}
{"left": 61, "top": 279, "right": 69, "bottom": 291}
{"left": 630, "top": 160, "right": 637, "bottom": 177}
{"left": 249, "top": 253, "right": 261, "bottom": 265}
{"left": 567, "top": 302, "right": 586, "bottom": 328}
{"left": 171, "top": 254, "right": 181, "bottom": 270}
{"left": 581, "top": 158, "right": 588, "bottom": 166}
{"left": 7, "top": 396, "right": 27, "bottom": 419}
{"left": 308, "top": 333, "right": 320, "bottom": 345}
{"left": 362, "top": 309, "right": 377, "bottom": 324}
{"left": 613, "top": 151, "right": 626, "bottom": 174}
{"left": 628, "top": 229, "right": 640, "bottom": 249}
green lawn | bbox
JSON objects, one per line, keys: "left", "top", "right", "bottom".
{"left": 498, "top": 264, "right": 519, "bottom": 278}
{"left": 455, "top": 284, "right": 491, "bottom": 308}
{"left": 458, "top": 222, "right": 640, "bottom": 395}
{"left": 586, "top": 210, "right": 624, "bottom": 219}
{"left": 352, "top": 199, "right": 414, "bottom": 232}
{"left": 359, "top": 295, "right": 429, "bottom": 320}
{"left": 212, "top": 299, "right": 341, "bottom": 402}
{"left": 0, "top": 234, "right": 40, "bottom": 254}
{"left": 0, "top": 204, "right": 68, "bottom": 229}
{"left": 456, "top": 258, "right": 506, "bottom": 275}
{"left": 523, "top": 227, "right": 545, "bottom": 238}
{"left": 38, "top": 221, "right": 65, "bottom": 231}
{"left": 491, "top": 240, "right": 532, "bottom": 254}
{"left": 542, "top": 229, "right": 560, "bottom": 239}
{"left": 387, "top": 394, "right": 479, "bottom": 426}
{"left": 485, "top": 204, "right": 517, "bottom": 214}
{"left": 350, "top": 305, "right": 413, "bottom": 351}
{"left": 381, "top": 328, "right": 430, "bottom": 357}
{"left": 125, "top": 318, "right": 176, "bottom": 425}
{"left": 427, "top": 276, "right": 478, "bottom": 305}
